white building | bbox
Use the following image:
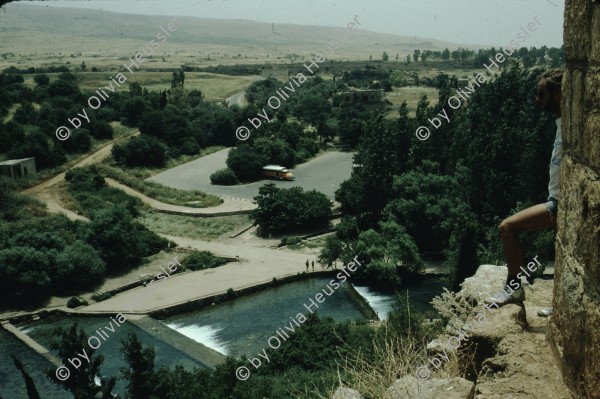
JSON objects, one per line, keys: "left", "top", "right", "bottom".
{"left": 0, "top": 157, "right": 36, "bottom": 179}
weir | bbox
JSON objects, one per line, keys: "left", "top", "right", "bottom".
{"left": 127, "top": 315, "right": 226, "bottom": 369}
{"left": 1, "top": 321, "right": 62, "bottom": 368}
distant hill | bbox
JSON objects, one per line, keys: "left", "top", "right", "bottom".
{"left": 0, "top": 3, "right": 481, "bottom": 70}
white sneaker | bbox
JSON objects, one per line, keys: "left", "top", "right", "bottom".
{"left": 484, "top": 286, "right": 525, "bottom": 306}
{"left": 537, "top": 308, "right": 553, "bottom": 317}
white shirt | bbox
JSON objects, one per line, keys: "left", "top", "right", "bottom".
{"left": 548, "top": 117, "right": 562, "bottom": 200}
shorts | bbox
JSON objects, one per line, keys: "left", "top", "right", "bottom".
{"left": 544, "top": 197, "right": 558, "bottom": 221}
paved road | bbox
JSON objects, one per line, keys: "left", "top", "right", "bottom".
{"left": 147, "top": 149, "right": 355, "bottom": 200}
{"left": 226, "top": 91, "right": 246, "bottom": 107}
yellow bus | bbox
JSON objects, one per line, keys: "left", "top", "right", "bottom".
{"left": 262, "top": 165, "right": 294, "bottom": 181}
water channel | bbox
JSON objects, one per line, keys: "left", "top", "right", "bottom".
{"left": 4, "top": 274, "right": 448, "bottom": 398}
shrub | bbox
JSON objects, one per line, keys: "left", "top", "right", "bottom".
{"left": 34, "top": 74, "right": 50, "bottom": 86}
{"left": 67, "top": 297, "right": 88, "bottom": 308}
{"left": 91, "top": 292, "right": 113, "bottom": 302}
{"left": 226, "top": 144, "right": 267, "bottom": 181}
{"left": 181, "top": 251, "right": 228, "bottom": 271}
{"left": 210, "top": 168, "right": 239, "bottom": 185}
{"left": 281, "top": 236, "right": 302, "bottom": 246}
{"left": 112, "top": 135, "right": 166, "bottom": 167}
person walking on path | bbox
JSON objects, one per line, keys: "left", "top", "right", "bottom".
{"left": 485, "top": 70, "right": 563, "bottom": 307}
{"left": 311, "top": 260, "right": 315, "bottom": 271}
{"left": 306, "top": 260, "right": 309, "bottom": 271}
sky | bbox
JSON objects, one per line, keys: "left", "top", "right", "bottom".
{"left": 23, "top": 0, "right": 565, "bottom": 47}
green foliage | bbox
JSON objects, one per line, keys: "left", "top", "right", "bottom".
{"left": 11, "top": 355, "right": 41, "bottom": 399}
{"left": 91, "top": 292, "right": 113, "bottom": 302}
{"left": 0, "top": 246, "right": 52, "bottom": 302}
{"left": 280, "top": 235, "right": 302, "bottom": 246}
{"left": 47, "top": 323, "right": 115, "bottom": 399}
{"left": 33, "top": 74, "right": 49, "bottom": 86}
{"left": 448, "top": 222, "right": 480, "bottom": 291}
{"left": 253, "top": 137, "right": 295, "bottom": 167}
{"left": 121, "top": 96, "right": 147, "bottom": 126}
{"left": 343, "top": 67, "right": 390, "bottom": 88}
{"left": 120, "top": 331, "right": 163, "bottom": 399}
{"left": 383, "top": 161, "right": 475, "bottom": 256}
{"left": 210, "top": 168, "right": 239, "bottom": 185}
{"left": 112, "top": 135, "right": 167, "bottom": 168}
{"left": 226, "top": 144, "right": 267, "bottom": 182}
{"left": 331, "top": 65, "right": 560, "bottom": 293}
{"left": 60, "top": 128, "right": 92, "bottom": 154}
{"left": 389, "top": 70, "right": 408, "bottom": 87}
{"left": 7, "top": 129, "right": 66, "bottom": 170}
{"left": 318, "top": 235, "right": 344, "bottom": 268}
{"left": 85, "top": 206, "right": 168, "bottom": 272}
{"left": 65, "top": 167, "right": 142, "bottom": 217}
{"left": 94, "top": 163, "right": 222, "bottom": 208}
{"left": 66, "top": 297, "right": 88, "bottom": 308}
{"left": 180, "top": 251, "right": 228, "bottom": 271}
{"left": 53, "top": 240, "right": 106, "bottom": 290}
{"left": 252, "top": 183, "right": 332, "bottom": 235}
{"left": 88, "top": 120, "right": 113, "bottom": 140}
{"left": 351, "top": 220, "right": 423, "bottom": 290}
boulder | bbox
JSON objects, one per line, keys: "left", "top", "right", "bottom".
{"left": 386, "top": 376, "right": 474, "bottom": 399}
{"left": 331, "top": 387, "right": 364, "bottom": 399}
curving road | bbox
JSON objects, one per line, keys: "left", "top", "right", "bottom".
{"left": 147, "top": 148, "right": 355, "bottom": 200}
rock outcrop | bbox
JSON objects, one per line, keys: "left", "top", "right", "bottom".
{"left": 549, "top": 1, "right": 600, "bottom": 398}
{"left": 332, "top": 265, "right": 572, "bottom": 399}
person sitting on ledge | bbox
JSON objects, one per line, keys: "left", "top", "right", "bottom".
{"left": 485, "top": 70, "right": 563, "bottom": 307}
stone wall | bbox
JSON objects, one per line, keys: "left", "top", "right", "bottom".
{"left": 548, "top": 1, "right": 600, "bottom": 398}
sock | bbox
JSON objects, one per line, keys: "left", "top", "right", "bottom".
{"left": 505, "top": 274, "right": 521, "bottom": 291}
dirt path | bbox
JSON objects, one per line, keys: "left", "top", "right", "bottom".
{"left": 21, "top": 130, "right": 140, "bottom": 222}
{"left": 105, "top": 178, "right": 256, "bottom": 215}
{"left": 12, "top": 133, "right": 321, "bottom": 318}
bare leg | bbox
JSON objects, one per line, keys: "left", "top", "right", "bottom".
{"left": 499, "top": 204, "right": 556, "bottom": 275}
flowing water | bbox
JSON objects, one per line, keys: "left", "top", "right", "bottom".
{"left": 15, "top": 315, "right": 205, "bottom": 396}
{"left": 3, "top": 275, "right": 447, "bottom": 397}
{"left": 163, "top": 277, "right": 366, "bottom": 357}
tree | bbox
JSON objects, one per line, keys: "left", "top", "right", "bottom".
{"left": 121, "top": 96, "right": 146, "bottom": 125}
{"left": 121, "top": 331, "right": 163, "bottom": 399}
{"left": 46, "top": 323, "right": 113, "bottom": 399}
{"left": 349, "top": 220, "right": 422, "bottom": 290}
{"left": 60, "top": 128, "right": 91, "bottom": 153}
{"left": 318, "top": 235, "right": 344, "bottom": 268}
{"left": 85, "top": 206, "right": 167, "bottom": 271}
{"left": 226, "top": 144, "right": 267, "bottom": 181}
{"left": 171, "top": 69, "right": 185, "bottom": 89}
{"left": 47, "top": 79, "right": 80, "bottom": 98}
{"left": 112, "top": 134, "right": 166, "bottom": 167}
{"left": 187, "top": 89, "right": 203, "bottom": 108}
{"left": 7, "top": 130, "right": 66, "bottom": 170}
{"left": 33, "top": 74, "right": 50, "bottom": 86}
{"left": 53, "top": 240, "right": 106, "bottom": 290}
{"left": 252, "top": 184, "right": 332, "bottom": 235}
{"left": 129, "top": 81, "right": 143, "bottom": 96}
{"left": 88, "top": 120, "right": 113, "bottom": 140}
{"left": 413, "top": 50, "right": 421, "bottom": 63}
{"left": 138, "top": 109, "right": 165, "bottom": 138}
{"left": 11, "top": 355, "right": 41, "bottom": 399}
{"left": 442, "top": 48, "right": 450, "bottom": 61}
{"left": 450, "top": 222, "right": 480, "bottom": 291}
